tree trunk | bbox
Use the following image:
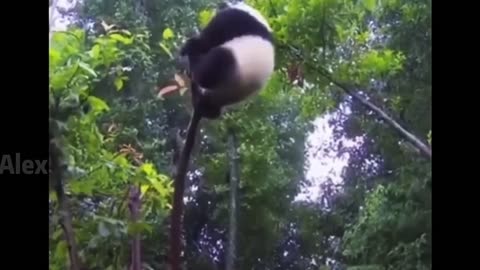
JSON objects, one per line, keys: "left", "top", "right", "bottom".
{"left": 226, "top": 129, "right": 240, "bottom": 270}
{"left": 50, "top": 134, "right": 82, "bottom": 270}
{"left": 319, "top": 68, "right": 432, "bottom": 159}
{"left": 129, "top": 185, "right": 142, "bottom": 270}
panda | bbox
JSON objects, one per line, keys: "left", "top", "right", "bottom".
{"left": 180, "top": 1, "right": 275, "bottom": 119}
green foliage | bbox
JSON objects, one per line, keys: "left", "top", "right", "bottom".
{"left": 162, "top": 28, "right": 175, "bottom": 40}
{"left": 198, "top": 9, "right": 215, "bottom": 28}
{"left": 49, "top": 26, "right": 173, "bottom": 269}
{"left": 343, "top": 180, "right": 431, "bottom": 270}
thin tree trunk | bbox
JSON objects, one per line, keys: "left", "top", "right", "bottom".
{"left": 286, "top": 45, "right": 432, "bottom": 159}
{"left": 169, "top": 111, "right": 202, "bottom": 270}
{"left": 129, "top": 185, "right": 142, "bottom": 270}
{"left": 319, "top": 68, "right": 432, "bottom": 159}
{"left": 50, "top": 134, "right": 82, "bottom": 270}
{"left": 226, "top": 129, "right": 240, "bottom": 270}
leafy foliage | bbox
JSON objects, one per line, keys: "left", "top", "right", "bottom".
{"left": 49, "top": 26, "right": 173, "bottom": 270}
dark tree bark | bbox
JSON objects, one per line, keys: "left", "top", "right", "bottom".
{"left": 226, "top": 129, "right": 239, "bottom": 270}
{"left": 50, "top": 132, "right": 83, "bottom": 270}
{"left": 129, "top": 185, "right": 142, "bottom": 270}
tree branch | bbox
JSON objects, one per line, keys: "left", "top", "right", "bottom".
{"left": 285, "top": 45, "right": 431, "bottom": 159}
{"left": 128, "top": 185, "right": 142, "bottom": 270}
{"left": 317, "top": 68, "right": 431, "bottom": 159}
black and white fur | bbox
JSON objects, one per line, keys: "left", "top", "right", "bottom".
{"left": 180, "top": 1, "right": 275, "bottom": 119}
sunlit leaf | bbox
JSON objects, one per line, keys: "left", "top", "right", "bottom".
{"left": 140, "top": 184, "right": 150, "bottom": 197}
{"left": 50, "top": 62, "right": 78, "bottom": 90}
{"left": 49, "top": 48, "right": 62, "bottom": 67}
{"left": 109, "top": 33, "right": 133, "bottom": 45}
{"left": 140, "top": 163, "right": 155, "bottom": 176}
{"left": 88, "top": 96, "right": 110, "bottom": 113}
{"left": 78, "top": 62, "right": 97, "bottom": 77}
{"left": 90, "top": 44, "right": 101, "bottom": 59}
{"left": 162, "top": 28, "right": 174, "bottom": 40}
{"left": 363, "top": 0, "right": 376, "bottom": 11}
{"left": 114, "top": 77, "right": 124, "bottom": 90}
{"left": 199, "top": 9, "right": 214, "bottom": 28}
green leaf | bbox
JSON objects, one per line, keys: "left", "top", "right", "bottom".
{"left": 52, "top": 229, "right": 63, "bottom": 240}
{"left": 148, "top": 177, "right": 167, "bottom": 197}
{"left": 109, "top": 33, "right": 133, "bottom": 45}
{"left": 59, "top": 93, "right": 80, "bottom": 110}
{"left": 51, "top": 32, "right": 68, "bottom": 46}
{"left": 114, "top": 155, "right": 130, "bottom": 168}
{"left": 363, "top": 0, "right": 376, "bottom": 11}
{"left": 128, "top": 221, "right": 153, "bottom": 235}
{"left": 90, "top": 44, "right": 101, "bottom": 59}
{"left": 50, "top": 63, "right": 78, "bottom": 90}
{"left": 70, "top": 180, "right": 94, "bottom": 196}
{"left": 55, "top": 240, "right": 68, "bottom": 259}
{"left": 162, "top": 28, "right": 174, "bottom": 40}
{"left": 140, "top": 163, "right": 155, "bottom": 176}
{"left": 159, "top": 42, "right": 173, "bottom": 59}
{"left": 88, "top": 96, "right": 110, "bottom": 113}
{"left": 78, "top": 62, "right": 97, "bottom": 77}
{"left": 49, "top": 48, "right": 62, "bottom": 67}
{"left": 199, "top": 9, "right": 214, "bottom": 28}
{"left": 140, "top": 184, "right": 150, "bottom": 197}
{"left": 114, "top": 77, "right": 124, "bottom": 91}
{"left": 111, "top": 29, "right": 132, "bottom": 36}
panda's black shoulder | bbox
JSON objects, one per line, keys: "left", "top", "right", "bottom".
{"left": 199, "top": 8, "right": 273, "bottom": 49}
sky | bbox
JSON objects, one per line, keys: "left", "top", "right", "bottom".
{"left": 49, "top": 0, "right": 359, "bottom": 203}
{"left": 296, "top": 108, "right": 362, "bottom": 201}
